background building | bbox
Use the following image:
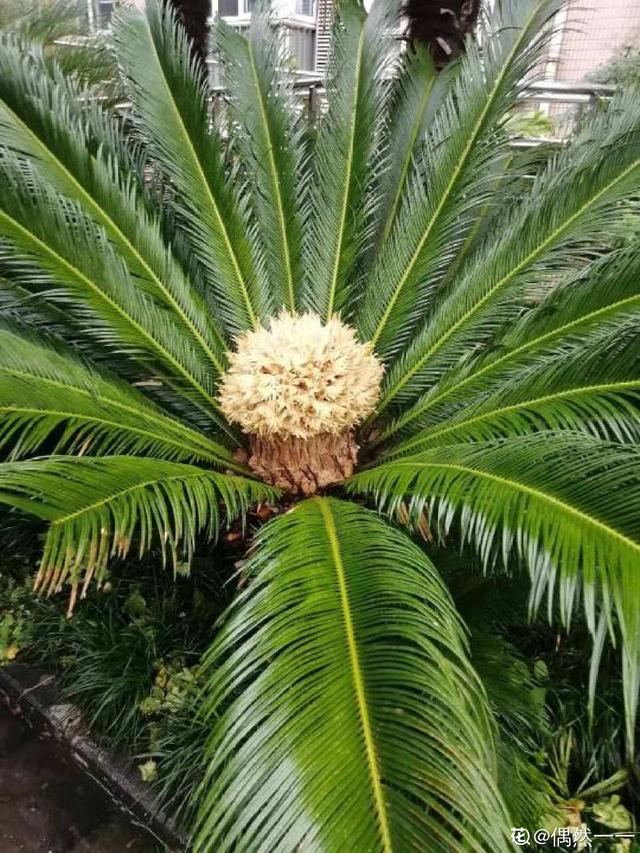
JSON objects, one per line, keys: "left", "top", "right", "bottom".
{"left": 85, "top": 0, "right": 334, "bottom": 72}
{"left": 213, "top": 0, "right": 334, "bottom": 72}
{"left": 84, "top": 0, "right": 639, "bottom": 80}
{"left": 543, "top": 0, "right": 640, "bottom": 82}
{"left": 86, "top": 0, "right": 118, "bottom": 29}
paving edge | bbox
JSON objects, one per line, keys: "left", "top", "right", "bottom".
{"left": 0, "top": 662, "right": 188, "bottom": 852}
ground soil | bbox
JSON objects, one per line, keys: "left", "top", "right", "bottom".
{"left": 0, "top": 704, "right": 159, "bottom": 853}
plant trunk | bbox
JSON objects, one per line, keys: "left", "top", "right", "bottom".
{"left": 168, "top": 0, "right": 210, "bottom": 69}
{"left": 248, "top": 431, "right": 359, "bottom": 496}
{"left": 402, "top": 0, "right": 481, "bottom": 68}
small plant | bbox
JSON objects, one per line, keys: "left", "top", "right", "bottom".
{"left": 590, "top": 42, "right": 640, "bottom": 89}
{"left": 506, "top": 108, "right": 556, "bottom": 138}
{"left": 139, "top": 657, "right": 201, "bottom": 718}
{"left": 138, "top": 657, "right": 209, "bottom": 827}
{"left": 22, "top": 574, "right": 210, "bottom": 750}
{"left": 0, "top": 576, "right": 36, "bottom": 663}
{"left": 541, "top": 729, "right": 634, "bottom": 850}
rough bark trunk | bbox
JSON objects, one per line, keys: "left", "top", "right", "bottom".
{"left": 169, "top": 0, "right": 210, "bottom": 69}
{"left": 402, "top": 0, "right": 481, "bottom": 68}
{"left": 248, "top": 431, "right": 359, "bottom": 496}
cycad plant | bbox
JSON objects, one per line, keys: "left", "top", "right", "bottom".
{"left": 0, "top": 0, "right": 121, "bottom": 100}
{"left": 0, "top": 0, "right": 639, "bottom": 848}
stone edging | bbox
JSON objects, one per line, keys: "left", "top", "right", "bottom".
{"left": 0, "top": 661, "right": 188, "bottom": 853}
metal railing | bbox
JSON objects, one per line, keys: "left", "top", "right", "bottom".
{"left": 203, "top": 74, "right": 617, "bottom": 145}
{"left": 514, "top": 79, "right": 616, "bottom": 145}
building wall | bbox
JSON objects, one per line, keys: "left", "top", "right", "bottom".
{"left": 550, "top": 0, "right": 640, "bottom": 81}
{"left": 213, "top": 0, "right": 320, "bottom": 71}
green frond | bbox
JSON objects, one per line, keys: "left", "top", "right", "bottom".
{"left": 114, "top": 0, "right": 270, "bottom": 334}
{"left": 302, "top": 0, "right": 399, "bottom": 320}
{"left": 378, "top": 248, "right": 640, "bottom": 441}
{"left": 0, "top": 273, "right": 75, "bottom": 333}
{"left": 7, "top": 34, "right": 143, "bottom": 178}
{"left": 0, "top": 156, "right": 235, "bottom": 438}
{"left": 216, "top": 12, "right": 306, "bottom": 313}
{"left": 195, "top": 497, "right": 511, "bottom": 852}
{"left": 0, "top": 1, "right": 123, "bottom": 103}
{"left": 0, "top": 0, "right": 83, "bottom": 39}
{"left": 383, "top": 325, "right": 640, "bottom": 453}
{"left": 349, "top": 434, "right": 640, "bottom": 752}
{"left": 372, "top": 45, "right": 440, "bottom": 248}
{"left": 0, "top": 324, "right": 236, "bottom": 465}
{"left": 0, "top": 455, "right": 273, "bottom": 606}
{"left": 378, "top": 87, "right": 640, "bottom": 417}
{"left": 357, "top": 0, "right": 561, "bottom": 359}
{"left": 466, "top": 629, "right": 554, "bottom": 828}
{"left": 434, "top": 149, "right": 527, "bottom": 293}
{"left": 0, "top": 36, "right": 229, "bottom": 373}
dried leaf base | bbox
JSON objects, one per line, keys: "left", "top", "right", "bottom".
{"left": 248, "top": 431, "right": 358, "bottom": 495}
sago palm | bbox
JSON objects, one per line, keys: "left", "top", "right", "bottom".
{"left": 0, "top": 0, "right": 120, "bottom": 98}
{"left": 0, "top": 0, "right": 639, "bottom": 848}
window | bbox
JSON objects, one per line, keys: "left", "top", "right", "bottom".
{"left": 218, "top": 0, "right": 239, "bottom": 16}
{"left": 88, "top": 0, "right": 115, "bottom": 28}
{"left": 288, "top": 27, "right": 315, "bottom": 71}
{"left": 295, "top": 0, "right": 315, "bottom": 16}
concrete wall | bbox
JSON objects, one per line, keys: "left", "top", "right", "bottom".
{"left": 552, "top": 0, "right": 640, "bottom": 81}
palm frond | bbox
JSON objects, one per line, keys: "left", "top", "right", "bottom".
{"left": 195, "top": 497, "right": 511, "bottom": 851}
{"left": 379, "top": 87, "right": 640, "bottom": 417}
{"left": 215, "top": 11, "right": 306, "bottom": 313}
{"left": 1, "top": 0, "right": 83, "bottom": 36}
{"left": 0, "top": 323, "right": 235, "bottom": 464}
{"left": 0, "top": 35, "right": 228, "bottom": 374}
{"left": 383, "top": 324, "right": 640, "bottom": 453}
{"left": 357, "top": 0, "right": 560, "bottom": 359}
{"left": 349, "top": 434, "right": 640, "bottom": 751}
{"left": 378, "top": 248, "right": 640, "bottom": 441}
{"left": 302, "top": 0, "right": 399, "bottom": 320}
{"left": 372, "top": 44, "right": 440, "bottom": 247}
{"left": 0, "top": 455, "right": 273, "bottom": 609}
{"left": 0, "top": 156, "right": 234, "bottom": 437}
{"left": 114, "top": 0, "right": 269, "bottom": 334}
{"left": 434, "top": 149, "right": 530, "bottom": 292}
{"left": 0, "top": 273, "right": 76, "bottom": 333}
{"left": 468, "top": 630, "right": 554, "bottom": 828}
{"left": 0, "top": 1, "right": 123, "bottom": 103}
{"left": 13, "top": 36, "right": 141, "bottom": 176}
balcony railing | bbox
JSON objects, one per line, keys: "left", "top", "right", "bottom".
{"left": 201, "top": 73, "right": 617, "bottom": 145}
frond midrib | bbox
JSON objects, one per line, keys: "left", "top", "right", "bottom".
{"left": 436, "top": 157, "right": 514, "bottom": 294}
{"left": 315, "top": 497, "right": 393, "bottom": 852}
{"left": 388, "top": 379, "right": 640, "bottom": 455}
{"left": 378, "top": 156, "right": 640, "bottom": 421}
{"left": 50, "top": 467, "right": 222, "bottom": 525}
{"left": 386, "top": 460, "right": 640, "bottom": 556}
{"left": 0, "top": 207, "right": 225, "bottom": 423}
{"left": 0, "top": 403, "right": 224, "bottom": 462}
{"left": 141, "top": 13, "right": 259, "bottom": 330}
{"left": 369, "top": 3, "right": 543, "bottom": 348}
{"left": 0, "top": 96, "right": 228, "bottom": 374}
{"left": 325, "top": 24, "right": 366, "bottom": 320}
{"left": 0, "top": 364, "right": 227, "bottom": 459}
{"left": 381, "top": 291, "right": 640, "bottom": 436}
{"left": 380, "top": 73, "right": 435, "bottom": 245}
{"left": 246, "top": 37, "right": 295, "bottom": 312}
